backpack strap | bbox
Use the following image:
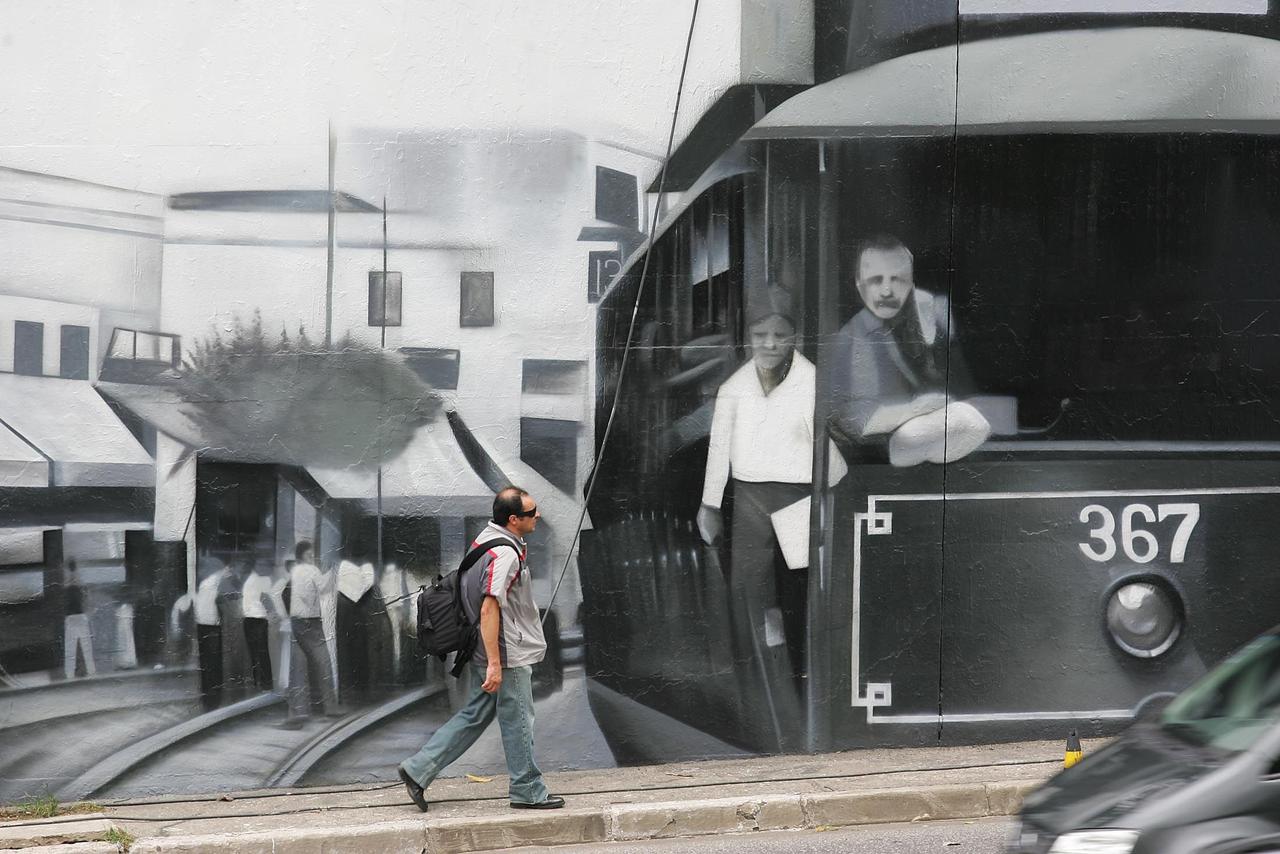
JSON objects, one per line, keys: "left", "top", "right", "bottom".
{"left": 457, "top": 539, "right": 521, "bottom": 577}
{"left": 449, "top": 539, "right": 521, "bottom": 676}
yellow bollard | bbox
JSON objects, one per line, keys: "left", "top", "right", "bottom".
{"left": 1064, "top": 730, "right": 1083, "bottom": 769}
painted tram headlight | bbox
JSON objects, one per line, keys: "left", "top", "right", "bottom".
{"left": 1104, "top": 579, "right": 1183, "bottom": 659}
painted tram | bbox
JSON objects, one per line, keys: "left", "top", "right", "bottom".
{"left": 581, "top": 5, "right": 1280, "bottom": 760}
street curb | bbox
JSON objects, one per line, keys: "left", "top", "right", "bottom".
{"left": 124, "top": 780, "right": 1038, "bottom": 853}
{"left": 0, "top": 813, "right": 117, "bottom": 851}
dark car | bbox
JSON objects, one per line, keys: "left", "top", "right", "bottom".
{"left": 1011, "top": 629, "right": 1280, "bottom": 853}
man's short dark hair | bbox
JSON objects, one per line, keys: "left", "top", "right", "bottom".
{"left": 493, "top": 486, "right": 531, "bottom": 525}
{"left": 855, "top": 233, "right": 914, "bottom": 273}
{"left": 295, "top": 541, "right": 313, "bottom": 561}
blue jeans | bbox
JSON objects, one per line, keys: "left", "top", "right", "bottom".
{"left": 400, "top": 663, "right": 549, "bottom": 804}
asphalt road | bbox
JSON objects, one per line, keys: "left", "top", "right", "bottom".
{"left": 519, "top": 818, "right": 1012, "bottom": 853}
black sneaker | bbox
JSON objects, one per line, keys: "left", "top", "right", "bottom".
{"left": 398, "top": 767, "right": 429, "bottom": 813}
{"left": 510, "top": 795, "right": 565, "bottom": 810}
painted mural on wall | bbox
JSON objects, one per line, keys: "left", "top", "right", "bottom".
{"left": 4, "top": 0, "right": 1280, "bottom": 805}
{"left": 583, "top": 1, "right": 1280, "bottom": 763}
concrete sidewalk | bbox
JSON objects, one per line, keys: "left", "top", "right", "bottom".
{"left": 2, "top": 740, "right": 1065, "bottom": 852}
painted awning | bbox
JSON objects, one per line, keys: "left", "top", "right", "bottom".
{"left": 307, "top": 418, "right": 493, "bottom": 517}
{"left": 0, "top": 421, "right": 49, "bottom": 488}
{"left": 644, "top": 84, "right": 805, "bottom": 192}
{"left": 0, "top": 375, "right": 152, "bottom": 488}
{"left": 745, "top": 27, "right": 1280, "bottom": 140}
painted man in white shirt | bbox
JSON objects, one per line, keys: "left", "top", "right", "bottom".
{"left": 241, "top": 559, "right": 285, "bottom": 693}
{"left": 284, "top": 541, "right": 340, "bottom": 726}
{"left": 696, "top": 288, "right": 843, "bottom": 753}
{"left": 193, "top": 556, "right": 230, "bottom": 711}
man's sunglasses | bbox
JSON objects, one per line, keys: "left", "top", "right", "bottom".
{"left": 514, "top": 505, "right": 538, "bottom": 518}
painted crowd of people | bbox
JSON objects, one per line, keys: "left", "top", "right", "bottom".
{"left": 178, "top": 541, "right": 426, "bottom": 722}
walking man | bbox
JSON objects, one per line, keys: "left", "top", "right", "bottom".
{"left": 397, "top": 486, "right": 563, "bottom": 812}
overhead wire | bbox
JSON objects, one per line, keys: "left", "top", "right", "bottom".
{"left": 542, "top": 0, "right": 702, "bottom": 624}
{"left": 936, "top": 0, "right": 964, "bottom": 742}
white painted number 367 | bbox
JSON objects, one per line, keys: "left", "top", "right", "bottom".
{"left": 1077, "top": 503, "right": 1201, "bottom": 564}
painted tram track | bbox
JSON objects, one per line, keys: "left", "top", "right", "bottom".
{"left": 0, "top": 698, "right": 200, "bottom": 804}
{"left": 57, "top": 683, "right": 453, "bottom": 802}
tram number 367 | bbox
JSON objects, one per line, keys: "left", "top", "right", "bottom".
{"left": 1078, "top": 503, "right": 1201, "bottom": 564}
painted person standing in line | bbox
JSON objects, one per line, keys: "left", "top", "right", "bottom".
{"left": 283, "top": 541, "right": 340, "bottom": 727}
{"left": 193, "top": 555, "right": 230, "bottom": 710}
{"left": 397, "top": 486, "right": 564, "bottom": 812}
{"left": 62, "top": 560, "right": 96, "bottom": 678}
{"left": 240, "top": 558, "right": 283, "bottom": 692}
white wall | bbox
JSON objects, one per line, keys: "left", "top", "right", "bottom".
{"left": 0, "top": 169, "right": 164, "bottom": 369}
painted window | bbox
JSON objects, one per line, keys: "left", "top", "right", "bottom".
{"left": 786, "top": 132, "right": 1280, "bottom": 445}
{"left": 401, "top": 348, "right": 460, "bottom": 390}
{"left": 59, "top": 325, "right": 90, "bottom": 380}
{"left": 13, "top": 321, "right": 43, "bottom": 377}
{"left": 196, "top": 463, "right": 278, "bottom": 559}
{"left": 520, "top": 417, "right": 578, "bottom": 493}
{"left": 522, "top": 360, "right": 586, "bottom": 395}
{"left": 595, "top": 166, "right": 639, "bottom": 231}
{"left": 106, "top": 329, "right": 178, "bottom": 364}
{"left": 460, "top": 272, "right": 495, "bottom": 327}
{"left": 368, "top": 271, "right": 403, "bottom": 326}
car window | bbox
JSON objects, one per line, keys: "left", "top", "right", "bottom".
{"left": 1162, "top": 635, "right": 1280, "bottom": 753}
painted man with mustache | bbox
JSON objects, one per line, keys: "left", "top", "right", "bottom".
{"left": 831, "top": 234, "right": 989, "bottom": 467}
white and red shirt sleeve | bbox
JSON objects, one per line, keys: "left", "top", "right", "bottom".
{"left": 477, "top": 539, "right": 523, "bottom": 610}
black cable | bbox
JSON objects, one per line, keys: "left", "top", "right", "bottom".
{"left": 935, "top": 0, "right": 964, "bottom": 743}
{"left": 542, "top": 0, "right": 702, "bottom": 624}
{"left": 8, "top": 757, "right": 1056, "bottom": 827}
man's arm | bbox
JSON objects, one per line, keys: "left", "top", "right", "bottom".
{"left": 480, "top": 595, "right": 502, "bottom": 693}
{"left": 700, "top": 388, "right": 733, "bottom": 510}
{"left": 320, "top": 562, "right": 338, "bottom": 595}
{"left": 697, "top": 388, "right": 734, "bottom": 545}
{"left": 835, "top": 332, "right": 945, "bottom": 438}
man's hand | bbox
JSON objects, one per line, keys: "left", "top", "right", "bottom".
{"left": 482, "top": 661, "right": 503, "bottom": 693}
{"left": 696, "top": 505, "right": 723, "bottom": 545}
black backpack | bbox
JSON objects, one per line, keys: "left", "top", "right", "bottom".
{"left": 417, "top": 540, "right": 520, "bottom": 677}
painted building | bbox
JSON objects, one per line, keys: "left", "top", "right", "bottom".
{"left": 0, "top": 168, "right": 162, "bottom": 686}
{"left": 145, "top": 129, "right": 660, "bottom": 617}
